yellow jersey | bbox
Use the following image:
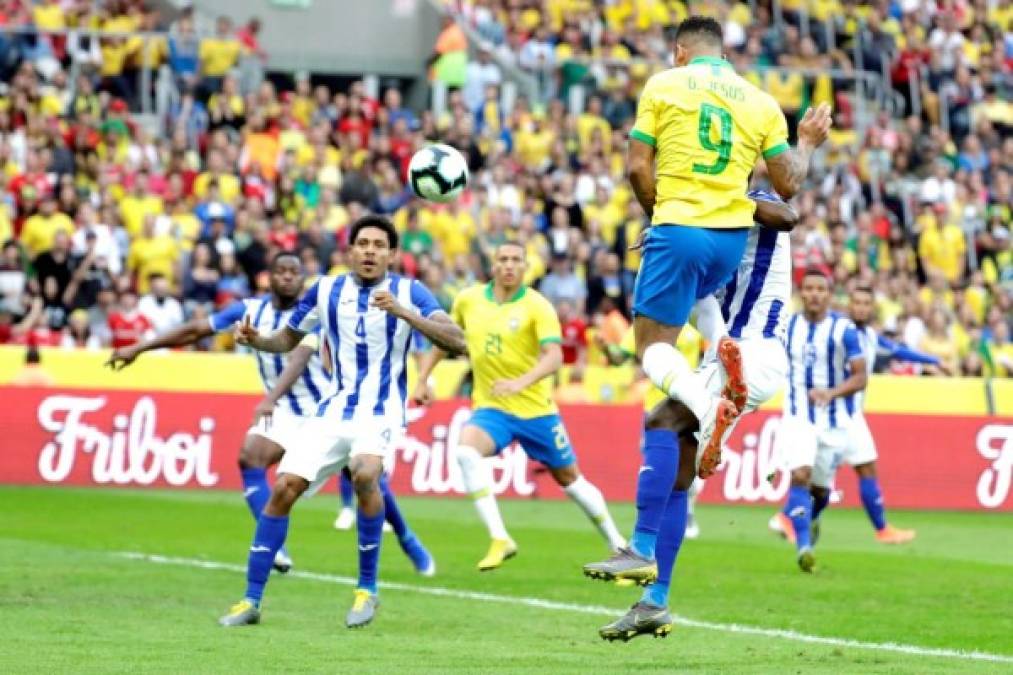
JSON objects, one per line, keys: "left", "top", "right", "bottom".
{"left": 619, "top": 324, "right": 703, "bottom": 412}
{"left": 631, "top": 57, "right": 789, "bottom": 229}
{"left": 452, "top": 284, "right": 562, "bottom": 419}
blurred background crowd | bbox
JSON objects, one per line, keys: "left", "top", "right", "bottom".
{"left": 0, "top": 0, "right": 1010, "bottom": 396}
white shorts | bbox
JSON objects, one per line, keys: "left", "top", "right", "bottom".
{"left": 246, "top": 408, "right": 303, "bottom": 449}
{"left": 774, "top": 415, "right": 851, "bottom": 488}
{"left": 841, "top": 412, "right": 878, "bottom": 467}
{"left": 697, "top": 337, "right": 788, "bottom": 413}
{"left": 276, "top": 416, "right": 401, "bottom": 497}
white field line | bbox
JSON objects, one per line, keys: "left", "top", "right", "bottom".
{"left": 116, "top": 552, "right": 1013, "bottom": 665}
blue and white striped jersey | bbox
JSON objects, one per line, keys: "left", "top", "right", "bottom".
{"left": 209, "top": 297, "right": 329, "bottom": 417}
{"left": 784, "top": 311, "right": 864, "bottom": 429}
{"left": 287, "top": 273, "right": 442, "bottom": 426}
{"left": 715, "top": 190, "right": 791, "bottom": 343}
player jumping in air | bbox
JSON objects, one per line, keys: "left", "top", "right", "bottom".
{"left": 107, "top": 253, "right": 432, "bottom": 576}
{"left": 599, "top": 14, "right": 830, "bottom": 621}
{"left": 217, "top": 216, "right": 465, "bottom": 629}
{"left": 588, "top": 190, "right": 801, "bottom": 640}
{"left": 413, "top": 241, "right": 626, "bottom": 570}
{"left": 770, "top": 285, "right": 933, "bottom": 545}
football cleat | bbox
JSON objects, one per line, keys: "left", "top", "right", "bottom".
{"left": 599, "top": 602, "right": 673, "bottom": 642}
{"left": 345, "top": 589, "right": 379, "bottom": 629}
{"left": 399, "top": 533, "right": 436, "bottom": 576}
{"left": 717, "top": 337, "right": 748, "bottom": 413}
{"left": 334, "top": 507, "right": 355, "bottom": 531}
{"left": 272, "top": 549, "right": 292, "bottom": 574}
{"left": 583, "top": 547, "right": 658, "bottom": 586}
{"left": 696, "top": 398, "right": 739, "bottom": 479}
{"left": 769, "top": 512, "right": 797, "bottom": 545}
{"left": 684, "top": 512, "right": 700, "bottom": 540}
{"left": 797, "top": 547, "right": 816, "bottom": 573}
{"left": 875, "top": 524, "right": 916, "bottom": 544}
{"left": 477, "top": 538, "right": 518, "bottom": 571}
{"left": 218, "top": 599, "right": 260, "bottom": 627}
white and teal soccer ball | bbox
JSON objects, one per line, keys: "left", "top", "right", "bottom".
{"left": 408, "top": 144, "right": 469, "bottom": 203}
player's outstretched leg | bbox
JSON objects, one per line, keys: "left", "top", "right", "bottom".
{"left": 380, "top": 474, "right": 436, "bottom": 576}
{"left": 454, "top": 425, "right": 516, "bottom": 571}
{"left": 220, "top": 473, "right": 307, "bottom": 626}
{"left": 346, "top": 455, "right": 386, "bottom": 629}
{"left": 551, "top": 466, "right": 625, "bottom": 552}
{"left": 238, "top": 437, "right": 291, "bottom": 574}
{"left": 584, "top": 423, "right": 675, "bottom": 585}
{"left": 334, "top": 470, "right": 355, "bottom": 530}
{"left": 855, "top": 463, "right": 916, "bottom": 544}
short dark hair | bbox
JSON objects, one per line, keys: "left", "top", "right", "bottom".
{"left": 802, "top": 267, "right": 831, "bottom": 284}
{"left": 852, "top": 284, "right": 874, "bottom": 296}
{"left": 675, "top": 16, "right": 724, "bottom": 48}
{"left": 349, "top": 215, "right": 398, "bottom": 249}
{"left": 270, "top": 251, "right": 302, "bottom": 269}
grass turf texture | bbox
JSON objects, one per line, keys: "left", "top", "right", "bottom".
{"left": 1, "top": 486, "right": 1010, "bottom": 674}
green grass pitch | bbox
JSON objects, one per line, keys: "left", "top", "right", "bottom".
{"left": 1, "top": 486, "right": 1010, "bottom": 674}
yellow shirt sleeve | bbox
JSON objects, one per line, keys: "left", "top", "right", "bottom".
{"left": 630, "top": 77, "right": 658, "bottom": 146}
{"left": 532, "top": 295, "right": 562, "bottom": 345}
{"left": 761, "top": 99, "right": 790, "bottom": 159}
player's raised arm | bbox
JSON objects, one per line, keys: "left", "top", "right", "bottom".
{"left": 106, "top": 310, "right": 223, "bottom": 370}
{"left": 751, "top": 194, "right": 799, "bottom": 232}
{"left": 372, "top": 281, "right": 466, "bottom": 355}
{"left": 764, "top": 103, "right": 833, "bottom": 200}
{"left": 235, "top": 315, "right": 305, "bottom": 353}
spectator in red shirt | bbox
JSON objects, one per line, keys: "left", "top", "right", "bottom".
{"left": 557, "top": 300, "right": 587, "bottom": 367}
{"left": 108, "top": 289, "right": 154, "bottom": 349}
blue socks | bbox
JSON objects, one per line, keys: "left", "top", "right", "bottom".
{"left": 380, "top": 474, "right": 409, "bottom": 540}
{"left": 631, "top": 428, "right": 679, "bottom": 560}
{"left": 784, "top": 485, "right": 812, "bottom": 551}
{"left": 642, "top": 489, "right": 688, "bottom": 608}
{"left": 241, "top": 467, "right": 289, "bottom": 560}
{"left": 241, "top": 468, "right": 270, "bottom": 519}
{"left": 339, "top": 471, "right": 354, "bottom": 508}
{"left": 859, "top": 476, "right": 887, "bottom": 531}
{"left": 245, "top": 513, "right": 289, "bottom": 605}
{"left": 357, "top": 507, "right": 385, "bottom": 594}
{"left": 811, "top": 489, "right": 830, "bottom": 522}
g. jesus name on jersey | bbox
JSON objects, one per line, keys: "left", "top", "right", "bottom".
{"left": 210, "top": 297, "right": 330, "bottom": 417}
{"left": 288, "top": 273, "right": 442, "bottom": 426}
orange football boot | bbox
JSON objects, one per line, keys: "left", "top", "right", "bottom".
{"left": 875, "top": 524, "right": 916, "bottom": 544}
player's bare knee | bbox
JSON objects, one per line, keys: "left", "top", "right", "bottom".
{"left": 266, "top": 474, "right": 306, "bottom": 514}
{"left": 349, "top": 456, "right": 383, "bottom": 495}
{"left": 853, "top": 462, "right": 876, "bottom": 478}
{"left": 550, "top": 464, "right": 579, "bottom": 487}
{"left": 240, "top": 437, "right": 282, "bottom": 470}
{"left": 791, "top": 466, "right": 812, "bottom": 486}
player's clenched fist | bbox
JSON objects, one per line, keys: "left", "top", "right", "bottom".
{"left": 797, "top": 102, "right": 832, "bottom": 147}
{"left": 235, "top": 315, "right": 258, "bottom": 346}
{"left": 411, "top": 381, "right": 434, "bottom": 406}
{"left": 372, "top": 290, "right": 406, "bottom": 318}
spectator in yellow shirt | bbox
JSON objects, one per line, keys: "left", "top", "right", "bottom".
{"left": 128, "top": 215, "right": 180, "bottom": 294}
{"left": 21, "top": 197, "right": 75, "bottom": 258}
{"left": 583, "top": 185, "right": 623, "bottom": 247}
{"left": 119, "top": 172, "right": 164, "bottom": 238}
{"left": 576, "top": 95, "right": 612, "bottom": 153}
{"left": 199, "top": 16, "right": 241, "bottom": 93}
{"left": 194, "top": 149, "right": 241, "bottom": 204}
{"left": 766, "top": 55, "right": 805, "bottom": 137}
{"left": 918, "top": 212, "right": 966, "bottom": 283}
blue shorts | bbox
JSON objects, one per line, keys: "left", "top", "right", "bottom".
{"left": 467, "top": 408, "right": 576, "bottom": 469}
{"left": 633, "top": 225, "right": 749, "bottom": 327}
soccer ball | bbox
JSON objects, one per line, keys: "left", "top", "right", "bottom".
{"left": 408, "top": 144, "right": 469, "bottom": 203}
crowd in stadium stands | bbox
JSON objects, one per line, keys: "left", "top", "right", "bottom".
{"left": 0, "top": 0, "right": 1010, "bottom": 389}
